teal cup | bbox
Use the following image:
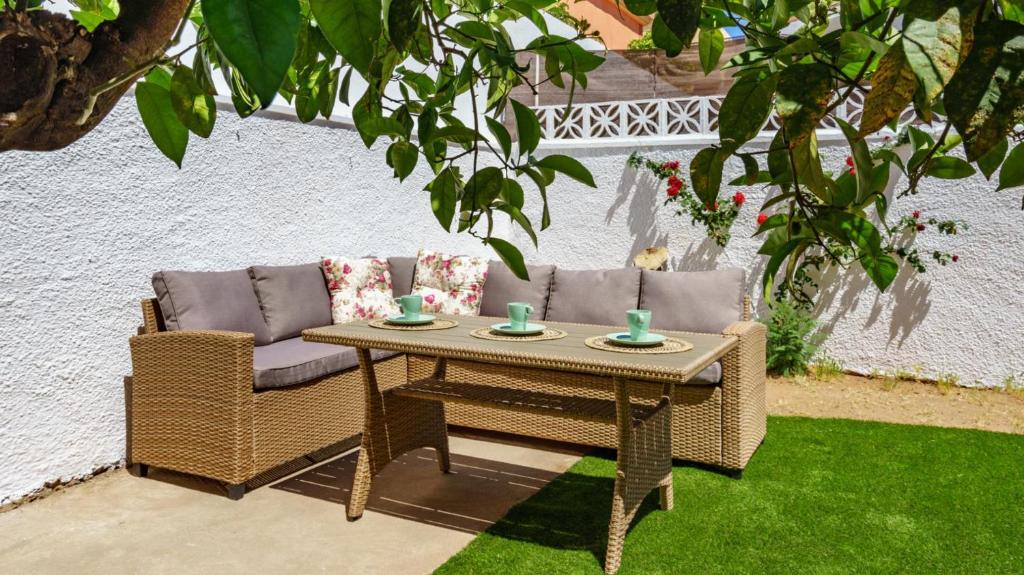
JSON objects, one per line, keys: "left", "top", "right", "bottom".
{"left": 507, "top": 302, "right": 534, "bottom": 331}
{"left": 394, "top": 294, "right": 422, "bottom": 320}
{"left": 626, "top": 309, "right": 652, "bottom": 341}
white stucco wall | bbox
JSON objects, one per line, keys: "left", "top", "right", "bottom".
{"left": 518, "top": 140, "right": 1024, "bottom": 387}
{"left": 0, "top": 98, "right": 497, "bottom": 505}
{"left": 2, "top": 97, "right": 1022, "bottom": 505}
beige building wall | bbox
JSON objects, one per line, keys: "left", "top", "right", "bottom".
{"left": 565, "top": 0, "right": 647, "bottom": 49}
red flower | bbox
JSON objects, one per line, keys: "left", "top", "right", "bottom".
{"left": 662, "top": 160, "right": 680, "bottom": 171}
{"left": 757, "top": 213, "right": 768, "bottom": 226}
{"left": 845, "top": 156, "right": 854, "bottom": 167}
{"left": 848, "top": 168, "right": 856, "bottom": 175}
{"left": 912, "top": 210, "right": 921, "bottom": 219}
{"left": 952, "top": 255, "right": 959, "bottom": 263}
{"left": 667, "top": 186, "right": 680, "bottom": 198}
{"left": 733, "top": 191, "right": 746, "bottom": 206}
{"left": 916, "top": 223, "right": 926, "bottom": 232}
{"left": 705, "top": 201, "right": 719, "bottom": 211}
{"left": 667, "top": 175, "right": 682, "bottom": 187}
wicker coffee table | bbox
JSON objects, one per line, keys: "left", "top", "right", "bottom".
{"left": 304, "top": 315, "right": 739, "bottom": 574}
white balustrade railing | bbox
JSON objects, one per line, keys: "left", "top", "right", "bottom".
{"left": 532, "top": 89, "right": 922, "bottom": 142}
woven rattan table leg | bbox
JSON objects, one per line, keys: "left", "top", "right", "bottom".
{"left": 347, "top": 348, "right": 384, "bottom": 521}
{"left": 433, "top": 358, "right": 451, "bottom": 473}
{"left": 348, "top": 350, "right": 451, "bottom": 521}
{"left": 604, "top": 377, "right": 674, "bottom": 574}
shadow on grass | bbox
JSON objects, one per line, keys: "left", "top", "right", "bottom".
{"left": 481, "top": 461, "right": 664, "bottom": 567}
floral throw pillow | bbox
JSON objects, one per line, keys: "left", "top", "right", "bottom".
{"left": 412, "top": 249, "right": 489, "bottom": 315}
{"left": 322, "top": 257, "right": 400, "bottom": 323}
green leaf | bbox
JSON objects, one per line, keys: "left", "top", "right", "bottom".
{"left": 318, "top": 66, "right": 340, "bottom": 118}
{"left": 698, "top": 28, "right": 725, "bottom": 75}
{"left": 624, "top": 0, "right": 657, "bottom": 16}
{"left": 169, "top": 66, "right": 216, "bottom": 138}
{"left": 651, "top": 15, "right": 683, "bottom": 57}
{"left": 998, "top": 143, "right": 1024, "bottom": 191}
{"left": 338, "top": 67, "right": 354, "bottom": 105}
{"left": 837, "top": 119, "right": 874, "bottom": 203}
{"left": 462, "top": 167, "right": 505, "bottom": 212}
{"left": 506, "top": 0, "right": 548, "bottom": 34}
{"left": 311, "top": 0, "right": 381, "bottom": 76}
{"left": 535, "top": 154, "right": 597, "bottom": 187}
{"left": 510, "top": 99, "right": 540, "bottom": 155}
{"left": 499, "top": 177, "right": 525, "bottom": 209}
{"left": 776, "top": 63, "right": 831, "bottom": 148}
{"left": 519, "top": 167, "right": 552, "bottom": 229}
{"left": 427, "top": 167, "right": 459, "bottom": 231}
{"left": 902, "top": 0, "right": 975, "bottom": 103}
{"left": 487, "top": 237, "right": 529, "bottom": 280}
{"left": 817, "top": 212, "right": 898, "bottom": 291}
{"left": 754, "top": 213, "right": 789, "bottom": 235}
{"left": 927, "top": 156, "right": 976, "bottom": 179}
{"left": 485, "top": 116, "right": 512, "bottom": 160}
{"left": 388, "top": 140, "right": 418, "bottom": 181}
{"left": 385, "top": 0, "right": 422, "bottom": 52}
{"left": 497, "top": 196, "right": 537, "bottom": 247}
{"left": 690, "top": 147, "right": 725, "bottom": 207}
{"left": 135, "top": 82, "right": 189, "bottom": 167}
{"left": 859, "top": 44, "right": 917, "bottom": 137}
{"left": 70, "top": 0, "right": 119, "bottom": 32}
{"left": 943, "top": 20, "right": 1024, "bottom": 162}
{"left": 978, "top": 138, "right": 1008, "bottom": 180}
{"left": 432, "top": 125, "right": 483, "bottom": 145}
{"left": 740, "top": 154, "right": 760, "bottom": 185}
{"left": 656, "top": 0, "right": 701, "bottom": 49}
{"left": 718, "top": 73, "right": 777, "bottom": 147}
{"left": 203, "top": 0, "right": 300, "bottom": 108}
{"left": 840, "top": 31, "right": 889, "bottom": 56}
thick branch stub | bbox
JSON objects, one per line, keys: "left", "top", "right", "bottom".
{"left": 0, "top": 1, "right": 190, "bottom": 152}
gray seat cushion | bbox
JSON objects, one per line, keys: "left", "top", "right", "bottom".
{"left": 252, "top": 338, "right": 397, "bottom": 390}
{"left": 388, "top": 256, "right": 417, "bottom": 297}
{"left": 544, "top": 268, "right": 641, "bottom": 326}
{"left": 153, "top": 270, "right": 272, "bottom": 345}
{"left": 691, "top": 362, "right": 722, "bottom": 385}
{"left": 639, "top": 268, "right": 746, "bottom": 333}
{"left": 479, "top": 261, "right": 556, "bottom": 318}
{"left": 249, "top": 263, "right": 332, "bottom": 342}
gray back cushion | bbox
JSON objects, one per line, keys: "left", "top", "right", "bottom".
{"left": 479, "top": 261, "right": 556, "bottom": 318}
{"left": 249, "top": 263, "right": 332, "bottom": 342}
{"left": 388, "top": 256, "right": 417, "bottom": 297}
{"left": 545, "top": 268, "right": 641, "bottom": 326}
{"left": 640, "top": 268, "right": 746, "bottom": 333}
{"left": 152, "top": 270, "right": 272, "bottom": 345}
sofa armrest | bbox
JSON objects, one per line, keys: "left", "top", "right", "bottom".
{"left": 128, "top": 330, "right": 255, "bottom": 484}
{"left": 720, "top": 321, "right": 767, "bottom": 471}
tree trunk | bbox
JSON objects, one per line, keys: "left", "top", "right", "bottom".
{"left": 0, "top": 1, "right": 191, "bottom": 152}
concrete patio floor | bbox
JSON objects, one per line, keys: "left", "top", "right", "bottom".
{"left": 0, "top": 435, "right": 583, "bottom": 574}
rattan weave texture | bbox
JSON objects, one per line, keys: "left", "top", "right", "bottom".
{"left": 367, "top": 318, "right": 459, "bottom": 330}
{"left": 468, "top": 327, "right": 568, "bottom": 342}
{"left": 583, "top": 335, "right": 693, "bottom": 354}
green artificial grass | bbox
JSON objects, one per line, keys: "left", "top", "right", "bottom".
{"left": 436, "top": 417, "right": 1024, "bottom": 574}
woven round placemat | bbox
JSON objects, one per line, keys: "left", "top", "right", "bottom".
{"left": 469, "top": 327, "right": 568, "bottom": 342}
{"left": 584, "top": 335, "right": 693, "bottom": 354}
{"left": 368, "top": 318, "right": 459, "bottom": 331}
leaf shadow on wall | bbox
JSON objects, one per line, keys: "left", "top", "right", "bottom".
{"left": 607, "top": 163, "right": 669, "bottom": 266}
{"left": 814, "top": 261, "right": 932, "bottom": 348}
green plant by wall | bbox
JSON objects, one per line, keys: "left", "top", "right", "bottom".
{"left": 627, "top": 31, "right": 655, "bottom": 51}
{"left": 760, "top": 299, "right": 825, "bottom": 376}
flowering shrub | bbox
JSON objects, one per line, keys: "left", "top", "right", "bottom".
{"left": 627, "top": 151, "right": 745, "bottom": 247}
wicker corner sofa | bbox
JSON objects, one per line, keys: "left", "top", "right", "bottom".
{"left": 127, "top": 257, "right": 766, "bottom": 499}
